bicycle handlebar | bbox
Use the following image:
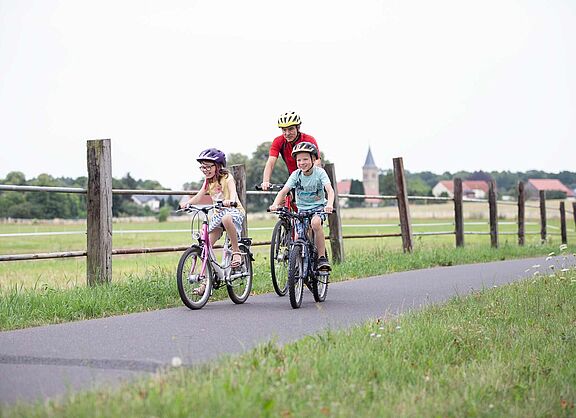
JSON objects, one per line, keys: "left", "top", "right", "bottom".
{"left": 268, "top": 206, "right": 335, "bottom": 217}
{"left": 177, "top": 200, "right": 237, "bottom": 214}
{"left": 255, "top": 184, "right": 284, "bottom": 191}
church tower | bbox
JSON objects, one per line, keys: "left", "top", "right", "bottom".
{"left": 362, "top": 147, "right": 380, "bottom": 205}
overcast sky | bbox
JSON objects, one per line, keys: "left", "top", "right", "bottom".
{"left": 1, "top": 0, "right": 574, "bottom": 190}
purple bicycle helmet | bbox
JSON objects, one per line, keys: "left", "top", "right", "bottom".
{"left": 197, "top": 148, "right": 227, "bottom": 166}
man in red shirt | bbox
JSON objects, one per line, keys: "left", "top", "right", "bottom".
{"left": 260, "top": 111, "right": 322, "bottom": 190}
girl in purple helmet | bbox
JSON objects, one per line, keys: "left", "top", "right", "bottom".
{"left": 180, "top": 148, "right": 245, "bottom": 271}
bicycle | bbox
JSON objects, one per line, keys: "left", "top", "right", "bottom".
{"left": 269, "top": 207, "right": 331, "bottom": 309}
{"left": 255, "top": 184, "right": 296, "bottom": 297}
{"left": 176, "top": 201, "right": 254, "bottom": 310}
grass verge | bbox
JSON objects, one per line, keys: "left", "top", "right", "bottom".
{"left": 5, "top": 267, "right": 575, "bottom": 417}
{"left": 0, "top": 242, "right": 571, "bottom": 331}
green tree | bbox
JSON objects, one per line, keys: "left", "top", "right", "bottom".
{"left": 157, "top": 206, "right": 171, "bottom": 222}
{"left": 3, "top": 171, "right": 26, "bottom": 185}
{"left": 348, "top": 180, "right": 365, "bottom": 208}
{"left": 379, "top": 170, "right": 396, "bottom": 196}
{"left": 407, "top": 177, "right": 431, "bottom": 197}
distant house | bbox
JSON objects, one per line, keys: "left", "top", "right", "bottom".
{"left": 131, "top": 195, "right": 162, "bottom": 211}
{"left": 132, "top": 194, "right": 195, "bottom": 211}
{"left": 432, "top": 180, "right": 490, "bottom": 199}
{"left": 524, "top": 179, "right": 575, "bottom": 200}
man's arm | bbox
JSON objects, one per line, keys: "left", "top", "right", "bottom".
{"left": 261, "top": 155, "right": 278, "bottom": 190}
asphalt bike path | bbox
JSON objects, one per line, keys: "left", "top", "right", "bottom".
{"left": 1, "top": 255, "right": 573, "bottom": 406}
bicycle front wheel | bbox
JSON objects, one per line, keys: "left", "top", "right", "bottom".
{"left": 288, "top": 243, "right": 305, "bottom": 309}
{"left": 176, "top": 245, "right": 213, "bottom": 310}
{"left": 227, "top": 244, "right": 253, "bottom": 304}
{"left": 270, "top": 220, "right": 290, "bottom": 296}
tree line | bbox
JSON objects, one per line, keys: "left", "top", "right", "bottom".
{"left": 2, "top": 142, "right": 575, "bottom": 219}
{"left": 0, "top": 171, "right": 174, "bottom": 219}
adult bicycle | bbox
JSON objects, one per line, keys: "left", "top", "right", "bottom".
{"left": 176, "top": 201, "right": 254, "bottom": 310}
{"left": 269, "top": 207, "right": 331, "bottom": 309}
{"left": 255, "top": 184, "right": 295, "bottom": 296}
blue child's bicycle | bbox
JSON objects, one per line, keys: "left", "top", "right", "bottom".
{"left": 269, "top": 207, "right": 331, "bottom": 309}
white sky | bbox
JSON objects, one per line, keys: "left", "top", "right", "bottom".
{"left": 1, "top": 0, "right": 574, "bottom": 190}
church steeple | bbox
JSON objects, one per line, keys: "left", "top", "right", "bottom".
{"left": 362, "top": 146, "right": 380, "bottom": 206}
{"left": 363, "top": 146, "right": 377, "bottom": 168}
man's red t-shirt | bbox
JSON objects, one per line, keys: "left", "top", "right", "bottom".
{"left": 269, "top": 133, "right": 320, "bottom": 174}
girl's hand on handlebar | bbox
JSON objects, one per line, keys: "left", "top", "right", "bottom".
{"left": 222, "top": 200, "right": 238, "bottom": 208}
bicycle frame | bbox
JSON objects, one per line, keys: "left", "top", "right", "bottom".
{"left": 271, "top": 207, "right": 329, "bottom": 262}
{"left": 185, "top": 204, "right": 247, "bottom": 285}
{"left": 270, "top": 206, "right": 331, "bottom": 307}
{"left": 176, "top": 202, "right": 254, "bottom": 310}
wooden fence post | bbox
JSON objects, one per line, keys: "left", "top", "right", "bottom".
{"left": 454, "top": 178, "right": 464, "bottom": 247}
{"left": 231, "top": 164, "right": 247, "bottom": 238}
{"left": 393, "top": 157, "right": 413, "bottom": 253}
{"left": 539, "top": 190, "right": 547, "bottom": 243}
{"left": 560, "top": 201, "right": 567, "bottom": 245}
{"left": 488, "top": 179, "right": 498, "bottom": 248}
{"left": 517, "top": 181, "right": 525, "bottom": 246}
{"left": 324, "top": 163, "right": 344, "bottom": 263}
{"left": 86, "top": 139, "right": 112, "bottom": 286}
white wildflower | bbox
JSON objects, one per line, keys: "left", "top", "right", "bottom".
{"left": 533, "top": 271, "right": 540, "bottom": 276}
{"left": 532, "top": 264, "right": 540, "bottom": 268}
{"left": 171, "top": 356, "right": 182, "bottom": 368}
{"left": 396, "top": 325, "right": 401, "bottom": 330}
{"left": 548, "top": 252, "right": 555, "bottom": 257}
{"left": 561, "top": 268, "right": 570, "bottom": 272}
{"left": 546, "top": 256, "right": 552, "bottom": 261}
{"left": 559, "top": 244, "right": 568, "bottom": 251}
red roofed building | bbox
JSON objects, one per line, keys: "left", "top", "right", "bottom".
{"left": 432, "top": 180, "right": 490, "bottom": 199}
{"left": 337, "top": 179, "right": 352, "bottom": 195}
{"left": 525, "top": 179, "right": 574, "bottom": 199}
{"left": 336, "top": 179, "right": 352, "bottom": 208}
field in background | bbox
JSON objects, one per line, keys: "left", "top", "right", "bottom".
{"left": 1, "top": 203, "right": 574, "bottom": 289}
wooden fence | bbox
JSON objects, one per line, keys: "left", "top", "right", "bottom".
{"left": 1, "top": 139, "right": 575, "bottom": 285}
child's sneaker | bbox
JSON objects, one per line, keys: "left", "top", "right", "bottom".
{"left": 317, "top": 256, "right": 331, "bottom": 271}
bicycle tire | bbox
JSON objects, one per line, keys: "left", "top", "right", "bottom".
{"left": 176, "top": 245, "right": 213, "bottom": 310}
{"left": 288, "top": 243, "right": 305, "bottom": 309}
{"left": 270, "top": 220, "right": 290, "bottom": 296}
{"left": 312, "top": 251, "right": 329, "bottom": 302}
{"left": 227, "top": 244, "right": 253, "bottom": 304}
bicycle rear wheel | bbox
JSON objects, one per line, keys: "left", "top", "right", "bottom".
{"left": 270, "top": 220, "right": 290, "bottom": 296}
{"left": 176, "top": 245, "right": 213, "bottom": 310}
{"left": 227, "top": 244, "right": 253, "bottom": 304}
{"left": 288, "top": 243, "right": 305, "bottom": 309}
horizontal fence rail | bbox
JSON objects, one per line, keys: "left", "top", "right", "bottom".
{"left": 1, "top": 140, "right": 575, "bottom": 284}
